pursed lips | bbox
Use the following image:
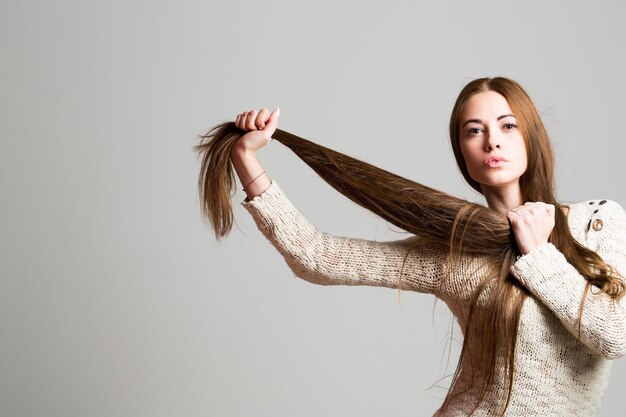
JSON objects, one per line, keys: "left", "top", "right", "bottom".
{"left": 484, "top": 156, "right": 508, "bottom": 165}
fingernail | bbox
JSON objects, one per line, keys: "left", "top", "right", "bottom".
{"left": 276, "top": 107, "right": 280, "bottom": 117}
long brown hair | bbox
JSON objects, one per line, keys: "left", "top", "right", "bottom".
{"left": 195, "top": 76, "right": 625, "bottom": 415}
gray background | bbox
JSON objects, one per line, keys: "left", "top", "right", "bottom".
{"left": 1, "top": 0, "right": 625, "bottom": 416}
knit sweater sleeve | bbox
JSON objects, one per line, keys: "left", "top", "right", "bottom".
{"left": 240, "top": 180, "right": 447, "bottom": 295}
{"left": 510, "top": 200, "right": 626, "bottom": 359}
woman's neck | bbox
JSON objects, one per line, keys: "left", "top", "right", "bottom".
{"left": 481, "top": 183, "right": 523, "bottom": 216}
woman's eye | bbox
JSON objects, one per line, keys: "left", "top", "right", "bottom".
{"left": 504, "top": 123, "right": 517, "bottom": 130}
{"left": 467, "top": 127, "right": 482, "bottom": 135}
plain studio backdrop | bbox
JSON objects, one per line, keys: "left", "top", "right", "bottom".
{"left": 1, "top": 1, "right": 625, "bottom": 416}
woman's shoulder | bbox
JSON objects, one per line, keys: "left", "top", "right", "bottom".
{"left": 561, "top": 198, "right": 625, "bottom": 236}
{"left": 562, "top": 198, "right": 624, "bottom": 216}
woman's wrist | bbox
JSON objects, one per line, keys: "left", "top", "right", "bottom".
{"left": 243, "top": 173, "right": 271, "bottom": 201}
{"left": 230, "top": 145, "right": 271, "bottom": 200}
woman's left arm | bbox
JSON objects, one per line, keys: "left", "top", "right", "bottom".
{"left": 509, "top": 200, "right": 626, "bottom": 359}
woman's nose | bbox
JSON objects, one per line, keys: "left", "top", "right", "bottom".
{"left": 484, "top": 131, "right": 502, "bottom": 151}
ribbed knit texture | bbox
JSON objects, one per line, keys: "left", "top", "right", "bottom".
{"left": 241, "top": 180, "right": 626, "bottom": 416}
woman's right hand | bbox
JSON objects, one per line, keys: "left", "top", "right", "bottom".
{"left": 233, "top": 107, "right": 280, "bottom": 155}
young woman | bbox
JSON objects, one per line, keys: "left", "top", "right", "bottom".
{"left": 196, "top": 77, "right": 626, "bottom": 416}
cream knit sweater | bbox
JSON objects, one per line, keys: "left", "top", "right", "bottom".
{"left": 241, "top": 180, "right": 626, "bottom": 416}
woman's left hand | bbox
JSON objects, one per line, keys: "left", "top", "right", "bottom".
{"left": 507, "top": 202, "right": 556, "bottom": 256}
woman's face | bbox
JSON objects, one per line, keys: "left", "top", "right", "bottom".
{"left": 458, "top": 90, "right": 528, "bottom": 192}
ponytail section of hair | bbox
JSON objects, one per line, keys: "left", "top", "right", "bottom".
{"left": 194, "top": 121, "right": 513, "bottom": 258}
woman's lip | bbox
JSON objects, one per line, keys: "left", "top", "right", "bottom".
{"left": 484, "top": 156, "right": 508, "bottom": 165}
{"left": 485, "top": 160, "right": 506, "bottom": 167}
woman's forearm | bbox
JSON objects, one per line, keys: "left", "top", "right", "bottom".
{"left": 230, "top": 144, "right": 272, "bottom": 201}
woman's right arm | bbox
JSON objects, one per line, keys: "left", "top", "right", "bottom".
{"left": 239, "top": 175, "right": 447, "bottom": 295}
{"left": 229, "top": 107, "right": 447, "bottom": 296}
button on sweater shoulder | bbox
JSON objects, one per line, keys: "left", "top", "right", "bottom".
{"left": 241, "top": 180, "right": 626, "bottom": 416}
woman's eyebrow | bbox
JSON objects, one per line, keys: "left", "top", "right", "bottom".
{"left": 462, "top": 118, "right": 481, "bottom": 127}
{"left": 462, "top": 114, "right": 516, "bottom": 127}
{"left": 498, "top": 113, "right": 516, "bottom": 120}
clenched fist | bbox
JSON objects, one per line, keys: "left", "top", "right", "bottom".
{"left": 232, "top": 107, "right": 280, "bottom": 156}
{"left": 507, "top": 202, "right": 556, "bottom": 256}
